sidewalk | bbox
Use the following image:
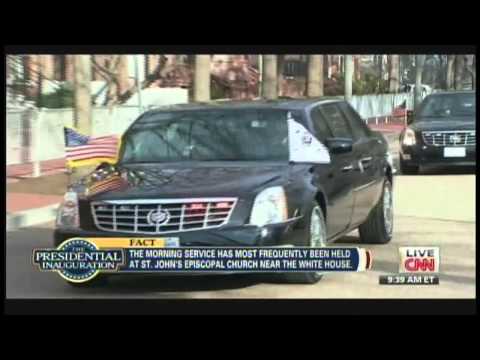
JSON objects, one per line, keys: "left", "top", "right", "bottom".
{"left": 7, "top": 158, "right": 66, "bottom": 181}
{"left": 7, "top": 172, "right": 67, "bottom": 231}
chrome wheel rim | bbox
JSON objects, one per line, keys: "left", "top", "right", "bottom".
{"left": 310, "top": 206, "right": 326, "bottom": 248}
{"left": 310, "top": 206, "right": 326, "bottom": 277}
{"left": 383, "top": 183, "right": 393, "bottom": 236}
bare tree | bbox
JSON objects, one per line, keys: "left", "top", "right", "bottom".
{"left": 277, "top": 55, "right": 285, "bottom": 96}
{"left": 307, "top": 55, "right": 324, "bottom": 97}
{"left": 193, "top": 55, "right": 211, "bottom": 102}
{"left": 354, "top": 55, "right": 361, "bottom": 81}
{"left": 73, "top": 55, "right": 92, "bottom": 135}
{"left": 454, "top": 55, "right": 465, "bottom": 90}
{"left": 414, "top": 55, "right": 426, "bottom": 109}
{"left": 388, "top": 55, "right": 400, "bottom": 93}
{"left": 91, "top": 55, "right": 129, "bottom": 106}
{"left": 71, "top": 55, "right": 98, "bottom": 180}
{"left": 464, "top": 55, "right": 476, "bottom": 90}
{"left": 377, "top": 55, "right": 384, "bottom": 81}
{"left": 115, "top": 55, "right": 173, "bottom": 103}
{"left": 262, "top": 55, "right": 278, "bottom": 100}
{"left": 446, "top": 55, "right": 456, "bottom": 90}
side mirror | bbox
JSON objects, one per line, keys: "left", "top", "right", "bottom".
{"left": 406, "top": 110, "right": 414, "bottom": 125}
{"left": 325, "top": 138, "right": 353, "bottom": 154}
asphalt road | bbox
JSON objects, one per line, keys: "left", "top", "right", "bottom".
{"left": 6, "top": 168, "right": 476, "bottom": 299}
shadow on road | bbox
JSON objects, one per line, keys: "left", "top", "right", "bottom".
{"left": 395, "top": 165, "right": 476, "bottom": 176}
{"left": 419, "top": 166, "right": 476, "bottom": 176}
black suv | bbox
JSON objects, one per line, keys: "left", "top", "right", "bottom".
{"left": 399, "top": 91, "right": 476, "bottom": 174}
{"left": 55, "top": 99, "right": 394, "bottom": 284}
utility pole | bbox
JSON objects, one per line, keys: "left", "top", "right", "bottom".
{"left": 73, "top": 55, "right": 92, "bottom": 135}
{"left": 414, "top": 55, "right": 426, "bottom": 110}
{"left": 262, "top": 55, "right": 277, "bottom": 100}
{"left": 307, "top": 55, "right": 324, "bottom": 97}
{"left": 465, "top": 55, "right": 476, "bottom": 90}
{"left": 193, "top": 55, "right": 211, "bottom": 102}
{"left": 344, "top": 55, "right": 354, "bottom": 101}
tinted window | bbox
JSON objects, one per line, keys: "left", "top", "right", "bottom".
{"left": 419, "top": 93, "right": 476, "bottom": 118}
{"left": 339, "top": 102, "right": 370, "bottom": 140}
{"left": 320, "top": 103, "right": 353, "bottom": 138}
{"left": 310, "top": 107, "right": 333, "bottom": 141}
{"left": 121, "top": 109, "right": 290, "bottom": 163}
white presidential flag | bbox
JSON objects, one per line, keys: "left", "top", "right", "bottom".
{"left": 287, "top": 117, "right": 331, "bottom": 164}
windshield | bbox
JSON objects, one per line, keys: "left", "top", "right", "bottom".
{"left": 120, "top": 109, "right": 290, "bottom": 163}
{"left": 418, "top": 93, "right": 475, "bottom": 118}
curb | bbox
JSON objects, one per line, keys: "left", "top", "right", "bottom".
{"left": 7, "top": 203, "right": 60, "bottom": 231}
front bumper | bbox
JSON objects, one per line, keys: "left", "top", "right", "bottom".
{"left": 400, "top": 143, "right": 476, "bottom": 167}
{"left": 54, "top": 218, "right": 307, "bottom": 249}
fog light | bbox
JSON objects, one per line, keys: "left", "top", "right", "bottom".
{"left": 261, "top": 228, "right": 269, "bottom": 238}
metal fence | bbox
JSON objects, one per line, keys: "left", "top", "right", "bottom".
{"left": 6, "top": 92, "right": 415, "bottom": 178}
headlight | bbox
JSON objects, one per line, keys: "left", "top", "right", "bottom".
{"left": 403, "top": 127, "right": 416, "bottom": 146}
{"left": 56, "top": 191, "right": 80, "bottom": 228}
{"left": 249, "top": 186, "right": 288, "bottom": 227}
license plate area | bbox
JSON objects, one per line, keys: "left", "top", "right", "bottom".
{"left": 443, "top": 147, "right": 466, "bottom": 158}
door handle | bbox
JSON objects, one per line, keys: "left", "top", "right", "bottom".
{"left": 342, "top": 164, "right": 354, "bottom": 172}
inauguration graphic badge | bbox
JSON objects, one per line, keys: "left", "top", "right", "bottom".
{"left": 33, "top": 238, "right": 124, "bottom": 283}
{"left": 33, "top": 237, "right": 373, "bottom": 284}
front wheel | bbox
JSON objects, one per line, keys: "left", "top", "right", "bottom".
{"left": 281, "top": 202, "right": 327, "bottom": 284}
{"left": 358, "top": 179, "right": 393, "bottom": 244}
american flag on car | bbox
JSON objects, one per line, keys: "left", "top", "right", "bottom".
{"left": 86, "top": 174, "right": 129, "bottom": 197}
{"left": 64, "top": 127, "right": 119, "bottom": 168}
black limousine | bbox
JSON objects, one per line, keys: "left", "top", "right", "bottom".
{"left": 399, "top": 91, "right": 476, "bottom": 174}
{"left": 55, "top": 99, "right": 394, "bottom": 284}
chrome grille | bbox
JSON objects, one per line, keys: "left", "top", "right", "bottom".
{"left": 422, "top": 130, "right": 476, "bottom": 147}
{"left": 91, "top": 198, "right": 237, "bottom": 234}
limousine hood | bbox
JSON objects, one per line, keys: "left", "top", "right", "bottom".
{"left": 412, "top": 117, "right": 476, "bottom": 132}
{"left": 86, "top": 163, "right": 293, "bottom": 201}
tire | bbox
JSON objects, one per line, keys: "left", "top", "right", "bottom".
{"left": 281, "top": 202, "right": 327, "bottom": 284}
{"left": 358, "top": 179, "right": 393, "bottom": 244}
{"left": 400, "top": 157, "right": 419, "bottom": 175}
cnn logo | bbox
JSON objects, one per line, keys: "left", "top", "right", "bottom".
{"left": 399, "top": 247, "right": 440, "bottom": 273}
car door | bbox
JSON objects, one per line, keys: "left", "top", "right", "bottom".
{"left": 339, "top": 102, "right": 384, "bottom": 227}
{"left": 310, "top": 104, "right": 355, "bottom": 238}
